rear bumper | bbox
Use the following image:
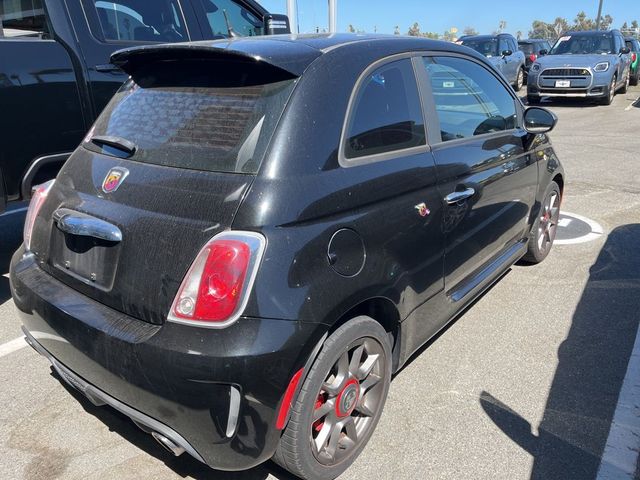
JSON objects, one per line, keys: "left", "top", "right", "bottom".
{"left": 10, "top": 247, "right": 326, "bottom": 471}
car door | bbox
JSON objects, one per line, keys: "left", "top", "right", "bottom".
{"left": 419, "top": 54, "right": 538, "bottom": 299}
{"left": 66, "top": 0, "right": 202, "bottom": 121}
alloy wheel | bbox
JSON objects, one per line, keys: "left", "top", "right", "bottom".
{"left": 516, "top": 69, "right": 524, "bottom": 91}
{"left": 310, "top": 338, "right": 387, "bottom": 466}
{"left": 537, "top": 190, "right": 560, "bottom": 254}
{"left": 609, "top": 77, "right": 616, "bottom": 103}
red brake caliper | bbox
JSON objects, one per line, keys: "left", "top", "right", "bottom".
{"left": 313, "top": 392, "right": 327, "bottom": 433}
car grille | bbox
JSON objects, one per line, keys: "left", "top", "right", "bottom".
{"left": 541, "top": 68, "right": 591, "bottom": 77}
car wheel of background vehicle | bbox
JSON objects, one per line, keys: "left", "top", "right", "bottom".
{"left": 600, "top": 75, "right": 616, "bottom": 105}
{"left": 514, "top": 68, "right": 524, "bottom": 92}
{"left": 273, "top": 316, "right": 392, "bottom": 480}
{"left": 522, "top": 181, "right": 561, "bottom": 264}
{"left": 631, "top": 71, "right": 639, "bottom": 86}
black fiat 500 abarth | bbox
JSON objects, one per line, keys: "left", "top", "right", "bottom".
{"left": 10, "top": 34, "right": 564, "bottom": 480}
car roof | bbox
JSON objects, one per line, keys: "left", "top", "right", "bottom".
{"left": 518, "top": 39, "right": 549, "bottom": 43}
{"left": 112, "top": 33, "right": 475, "bottom": 78}
{"left": 564, "top": 30, "right": 617, "bottom": 36}
{"left": 461, "top": 34, "right": 508, "bottom": 40}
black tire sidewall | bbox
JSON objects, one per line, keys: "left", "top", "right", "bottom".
{"left": 525, "top": 181, "right": 561, "bottom": 264}
{"left": 278, "top": 316, "right": 392, "bottom": 480}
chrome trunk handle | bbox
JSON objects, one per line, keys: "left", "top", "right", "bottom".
{"left": 53, "top": 208, "right": 122, "bottom": 243}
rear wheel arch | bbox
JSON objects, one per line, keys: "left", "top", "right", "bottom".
{"left": 552, "top": 173, "right": 564, "bottom": 199}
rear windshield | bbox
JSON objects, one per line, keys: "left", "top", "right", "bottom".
{"left": 85, "top": 69, "right": 295, "bottom": 174}
{"left": 550, "top": 34, "right": 614, "bottom": 55}
{"left": 518, "top": 43, "right": 534, "bottom": 54}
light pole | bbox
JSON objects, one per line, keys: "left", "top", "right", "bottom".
{"left": 328, "top": 0, "right": 337, "bottom": 33}
{"left": 595, "top": 0, "right": 604, "bottom": 30}
{"left": 286, "top": 0, "right": 298, "bottom": 34}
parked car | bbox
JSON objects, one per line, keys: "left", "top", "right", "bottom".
{"left": 518, "top": 38, "right": 552, "bottom": 78}
{"left": 625, "top": 37, "right": 640, "bottom": 86}
{"left": 459, "top": 33, "right": 526, "bottom": 91}
{"left": 0, "top": 0, "right": 290, "bottom": 214}
{"left": 527, "top": 30, "right": 631, "bottom": 105}
{"left": 11, "top": 34, "right": 564, "bottom": 480}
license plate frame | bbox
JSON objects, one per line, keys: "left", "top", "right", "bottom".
{"left": 555, "top": 80, "right": 571, "bottom": 88}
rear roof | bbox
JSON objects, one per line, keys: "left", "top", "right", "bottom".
{"left": 111, "top": 33, "right": 461, "bottom": 78}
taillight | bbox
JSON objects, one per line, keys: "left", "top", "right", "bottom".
{"left": 23, "top": 180, "right": 55, "bottom": 251}
{"left": 632, "top": 53, "right": 637, "bottom": 62}
{"left": 529, "top": 54, "right": 537, "bottom": 62}
{"left": 168, "top": 231, "right": 266, "bottom": 328}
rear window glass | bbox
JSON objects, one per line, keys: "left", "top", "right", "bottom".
{"left": 86, "top": 71, "right": 296, "bottom": 174}
{"left": 518, "top": 43, "right": 534, "bottom": 55}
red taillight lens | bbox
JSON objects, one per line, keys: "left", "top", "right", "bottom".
{"left": 529, "top": 54, "right": 537, "bottom": 62}
{"left": 169, "top": 232, "right": 265, "bottom": 327}
{"left": 632, "top": 53, "right": 637, "bottom": 62}
{"left": 23, "top": 180, "right": 55, "bottom": 251}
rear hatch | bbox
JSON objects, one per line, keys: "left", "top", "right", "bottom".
{"left": 29, "top": 47, "right": 300, "bottom": 324}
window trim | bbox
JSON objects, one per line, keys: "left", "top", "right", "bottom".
{"left": 338, "top": 52, "right": 431, "bottom": 168}
{"left": 79, "top": 0, "right": 191, "bottom": 45}
{"left": 418, "top": 51, "right": 524, "bottom": 148}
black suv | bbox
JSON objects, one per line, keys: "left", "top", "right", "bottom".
{"left": 518, "top": 38, "right": 552, "bottom": 77}
{"left": 11, "top": 34, "right": 564, "bottom": 480}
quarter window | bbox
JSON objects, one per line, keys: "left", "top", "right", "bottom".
{"left": 91, "top": 0, "right": 187, "bottom": 42}
{"left": 0, "top": 0, "right": 48, "bottom": 38}
{"left": 345, "top": 58, "right": 426, "bottom": 160}
{"left": 199, "top": 0, "right": 263, "bottom": 37}
{"left": 423, "top": 56, "right": 517, "bottom": 142}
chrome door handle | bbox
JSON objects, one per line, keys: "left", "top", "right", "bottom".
{"left": 445, "top": 188, "right": 475, "bottom": 204}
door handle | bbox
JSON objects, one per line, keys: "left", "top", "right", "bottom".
{"left": 445, "top": 188, "right": 475, "bottom": 204}
{"left": 53, "top": 208, "right": 122, "bottom": 243}
{"left": 95, "top": 63, "right": 122, "bottom": 73}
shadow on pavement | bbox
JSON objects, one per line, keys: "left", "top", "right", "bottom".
{"left": 53, "top": 369, "right": 297, "bottom": 480}
{"left": 0, "top": 207, "right": 26, "bottom": 302}
{"left": 480, "top": 224, "right": 640, "bottom": 479}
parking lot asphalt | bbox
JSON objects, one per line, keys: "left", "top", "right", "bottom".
{"left": 1, "top": 86, "right": 639, "bottom": 480}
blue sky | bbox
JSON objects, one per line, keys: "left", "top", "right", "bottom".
{"left": 257, "top": 0, "right": 639, "bottom": 36}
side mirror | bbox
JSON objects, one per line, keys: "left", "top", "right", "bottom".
{"left": 264, "top": 14, "right": 291, "bottom": 35}
{"left": 502, "top": 50, "right": 513, "bottom": 57}
{"left": 538, "top": 49, "right": 548, "bottom": 56}
{"left": 524, "top": 107, "right": 557, "bottom": 134}
{"left": 620, "top": 47, "right": 631, "bottom": 55}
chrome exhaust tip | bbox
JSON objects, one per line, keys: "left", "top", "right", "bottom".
{"left": 151, "top": 431, "right": 186, "bottom": 457}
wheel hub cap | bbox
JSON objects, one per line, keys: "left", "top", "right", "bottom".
{"left": 336, "top": 379, "right": 360, "bottom": 418}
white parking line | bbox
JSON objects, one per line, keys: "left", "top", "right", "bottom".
{"left": 596, "top": 324, "right": 640, "bottom": 479}
{"left": 0, "top": 336, "right": 27, "bottom": 358}
{"left": 625, "top": 97, "right": 640, "bottom": 111}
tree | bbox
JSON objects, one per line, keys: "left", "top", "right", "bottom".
{"left": 632, "top": 20, "right": 639, "bottom": 30}
{"left": 516, "top": 30, "right": 523, "bottom": 40}
{"left": 529, "top": 20, "right": 555, "bottom": 40}
{"left": 463, "top": 26, "right": 478, "bottom": 36}
{"left": 600, "top": 14, "right": 613, "bottom": 30}
{"left": 622, "top": 21, "right": 629, "bottom": 31}
{"left": 552, "top": 17, "right": 570, "bottom": 37}
{"left": 408, "top": 22, "right": 421, "bottom": 36}
{"left": 348, "top": 24, "right": 356, "bottom": 33}
{"left": 394, "top": 25, "right": 400, "bottom": 35}
{"left": 573, "top": 11, "right": 593, "bottom": 30}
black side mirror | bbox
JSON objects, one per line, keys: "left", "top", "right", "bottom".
{"left": 539, "top": 49, "right": 548, "bottom": 56}
{"left": 620, "top": 47, "right": 631, "bottom": 55}
{"left": 501, "top": 50, "right": 513, "bottom": 57}
{"left": 524, "top": 107, "right": 557, "bottom": 134}
{"left": 264, "top": 14, "right": 291, "bottom": 35}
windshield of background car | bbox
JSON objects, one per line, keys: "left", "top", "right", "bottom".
{"left": 549, "top": 34, "right": 614, "bottom": 55}
{"left": 461, "top": 38, "right": 499, "bottom": 57}
{"left": 85, "top": 69, "right": 296, "bottom": 174}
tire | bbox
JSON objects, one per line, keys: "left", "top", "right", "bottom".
{"left": 522, "top": 181, "right": 561, "bottom": 264}
{"left": 620, "top": 71, "right": 630, "bottom": 94}
{"left": 527, "top": 95, "right": 539, "bottom": 105}
{"left": 513, "top": 68, "right": 524, "bottom": 92}
{"left": 600, "top": 75, "right": 616, "bottom": 105}
{"left": 631, "top": 70, "right": 639, "bottom": 87}
{"left": 273, "top": 316, "right": 392, "bottom": 480}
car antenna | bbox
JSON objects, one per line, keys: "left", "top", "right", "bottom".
{"left": 222, "top": 10, "right": 239, "bottom": 38}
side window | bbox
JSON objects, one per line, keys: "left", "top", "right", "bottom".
{"left": 498, "top": 37, "right": 509, "bottom": 54}
{"left": 509, "top": 38, "right": 518, "bottom": 52}
{"left": 344, "top": 58, "right": 426, "bottom": 160}
{"left": 91, "top": 0, "right": 187, "bottom": 42}
{"left": 423, "top": 56, "right": 517, "bottom": 142}
{"left": 199, "top": 0, "right": 263, "bottom": 37}
{"left": 0, "top": 0, "right": 49, "bottom": 38}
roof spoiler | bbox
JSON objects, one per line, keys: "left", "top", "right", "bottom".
{"left": 111, "top": 41, "right": 321, "bottom": 79}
